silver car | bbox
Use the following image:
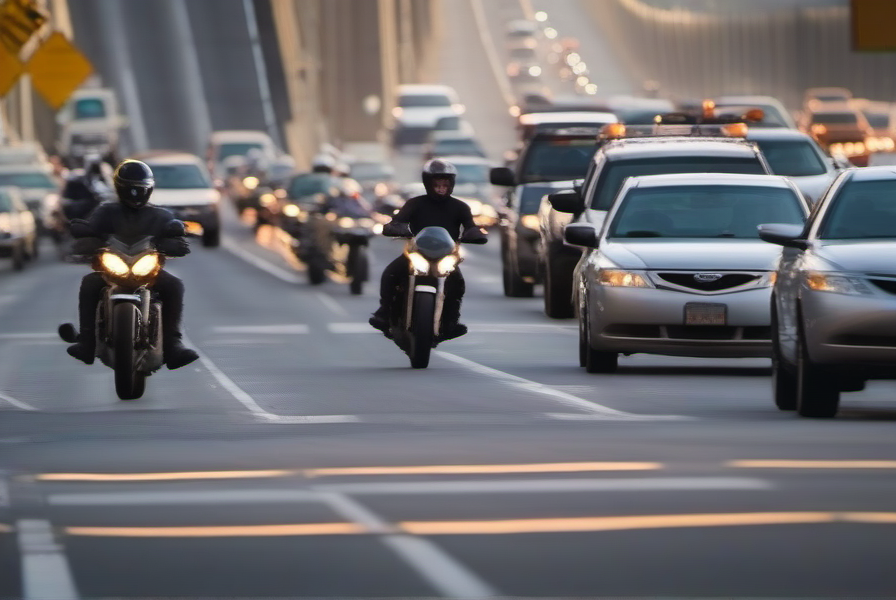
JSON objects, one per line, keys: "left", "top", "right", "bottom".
{"left": 760, "top": 166, "right": 896, "bottom": 418}
{"left": 567, "top": 173, "right": 809, "bottom": 373}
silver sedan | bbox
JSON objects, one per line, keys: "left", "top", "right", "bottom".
{"left": 760, "top": 166, "right": 896, "bottom": 418}
{"left": 567, "top": 173, "right": 809, "bottom": 373}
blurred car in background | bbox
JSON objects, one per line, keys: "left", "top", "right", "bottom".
{"left": 207, "top": 130, "right": 278, "bottom": 181}
{"left": 0, "top": 164, "right": 60, "bottom": 235}
{"left": 506, "top": 39, "right": 541, "bottom": 82}
{"left": 0, "top": 186, "right": 38, "bottom": 269}
{"left": 422, "top": 131, "right": 487, "bottom": 161}
{"left": 851, "top": 98, "right": 896, "bottom": 155}
{"left": 56, "top": 88, "right": 124, "bottom": 165}
{"left": 135, "top": 152, "right": 221, "bottom": 247}
{"left": 505, "top": 19, "right": 538, "bottom": 43}
{"left": 0, "top": 141, "right": 50, "bottom": 167}
{"left": 432, "top": 115, "right": 476, "bottom": 137}
{"left": 390, "top": 84, "right": 464, "bottom": 147}
{"left": 713, "top": 95, "right": 797, "bottom": 129}
{"left": 803, "top": 86, "right": 853, "bottom": 110}
{"left": 348, "top": 159, "right": 396, "bottom": 206}
{"left": 517, "top": 110, "right": 618, "bottom": 143}
{"left": 448, "top": 155, "right": 499, "bottom": 228}
{"left": 746, "top": 128, "right": 841, "bottom": 204}
{"left": 799, "top": 104, "right": 873, "bottom": 166}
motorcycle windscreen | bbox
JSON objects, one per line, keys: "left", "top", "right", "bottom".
{"left": 414, "top": 226, "right": 455, "bottom": 260}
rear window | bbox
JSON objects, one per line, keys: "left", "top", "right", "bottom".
{"left": 455, "top": 163, "right": 489, "bottom": 185}
{"left": 217, "top": 142, "right": 264, "bottom": 161}
{"left": 590, "top": 155, "right": 767, "bottom": 210}
{"left": 753, "top": 139, "right": 827, "bottom": 176}
{"left": 433, "top": 139, "right": 483, "bottom": 156}
{"left": 519, "top": 137, "right": 597, "bottom": 183}
{"left": 288, "top": 173, "right": 338, "bottom": 201}
{"left": 819, "top": 179, "right": 896, "bottom": 239}
{"left": 608, "top": 185, "right": 804, "bottom": 239}
{"left": 519, "top": 184, "right": 556, "bottom": 214}
{"left": 149, "top": 164, "right": 211, "bottom": 189}
{"left": 811, "top": 112, "right": 859, "bottom": 125}
{"left": 398, "top": 94, "right": 452, "bottom": 108}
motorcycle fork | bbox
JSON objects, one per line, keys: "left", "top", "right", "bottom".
{"left": 433, "top": 277, "right": 446, "bottom": 337}
{"left": 404, "top": 273, "right": 416, "bottom": 329}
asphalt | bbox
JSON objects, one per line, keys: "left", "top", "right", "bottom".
{"left": 3, "top": 0, "right": 896, "bottom": 598}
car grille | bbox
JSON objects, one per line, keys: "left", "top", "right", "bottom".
{"left": 870, "top": 279, "right": 896, "bottom": 294}
{"left": 656, "top": 272, "right": 761, "bottom": 292}
{"left": 603, "top": 324, "right": 770, "bottom": 341}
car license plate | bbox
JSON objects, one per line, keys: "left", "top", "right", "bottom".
{"left": 685, "top": 302, "right": 727, "bottom": 325}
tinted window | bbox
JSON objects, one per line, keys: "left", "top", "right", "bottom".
{"left": 819, "top": 179, "right": 896, "bottom": 239}
{"left": 217, "top": 142, "right": 264, "bottom": 161}
{"left": 433, "top": 139, "right": 483, "bottom": 156}
{"left": 753, "top": 139, "right": 827, "bottom": 176}
{"left": 811, "top": 112, "right": 858, "bottom": 125}
{"left": 455, "top": 163, "right": 489, "bottom": 184}
{"left": 399, "top": 94, "right": 451, "bottom": 108}
{"left": 74, "top": 98, "right": 106, "bottom": 119}
{"left": 509, "top": 47, "right": 537, "bottom": 60}
{"left": 519, "top": 184, "right": 555, "bottom": 214}
{"left": 288, "top": 173, "right": 338, "bottom": 201}
{"left": 590, "top": 156, "right": 766, "bottom": 210}
{"left": 0, "top": 172, "right": 55, "bottom": 188}
{"left": 149, "top": 164, "right": 211, "bottom": 189}
{"left": 520, "top": 138, "right": 597, "bottom": 183}
{"left": 609, "top": 185, "right": 804, "bottom": 239}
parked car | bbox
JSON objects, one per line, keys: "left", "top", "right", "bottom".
{"left": 760, "top": 166, "right": 896, "bottom": 418}
{"left": 0, "top": 186, "right": 38, "bottom": 269}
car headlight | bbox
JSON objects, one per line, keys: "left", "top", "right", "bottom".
{"left": 260, "top": 192, "right": 277, "bottom": 206}
{"left": 407, "top": 251, "right": 431, "bottom": 274}
{"left": 436, "top": 255, "right": 458, "bottom": 275}
{"left": 131, "top": 254, "right": 160, "bottom": 277}
{"left": 338, "top": 217, "right": 356, "bottom": 228}
{"left": 597, "top": 269, "right": 651, "bottom": 288}
{"left": 521, "top": 214, "right": 540, "bottom": 230}
{"left": 101, "top": 252, "right": 130, "bottom": 276}
{"left": 243, "top": 176, "right": 259, "bottom": 190}
{"left": 805, "top": 271, "right": 872, "bottom": 295}
{"left": 282, "top": 204, "right": 301, "bottom": 218}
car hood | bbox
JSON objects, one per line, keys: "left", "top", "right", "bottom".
{"left": 815, "top": 241, "right": 896, "bottom": 275}
{"left": 788, "top": 173, "right": 834, "bottom": 204}
{"left": 150, "top": 188, "right": 219, "bottom": 207}
{"left": 602, "top": 240, "right": 782, "bottom": 271}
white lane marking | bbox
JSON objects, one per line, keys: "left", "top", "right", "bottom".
{"left": 315, "top": 291, "right": 349, "bottom": 317}
{"left": 469, "top": 0, "right": 516, "bottom": 109}
{"left": 319, "top": 491, "right": 497, "bottom": 597}
{"left": 49, "top": 489, "right": 322, "bottom": 506}
{"left": 436, "top": 351, "right": 688, "bottom": 421}
{"left": 329, "top": 322, "right": 376, "bottom": 334}
{"left": 17, "top": 519, "right": 79, "bottom": 600}
{"left": 0, "top": 332, "right": 58, "bottom": 340}
{"left": 0, "top": 390, "right": 38, "bottom": 411}
{"left": 314, "top": 477, "right": 771, "bottom": 495}
{"left": 221, "top": 237, "right": 301, "bottom": 284}
{"left": 328, "top": 322, "right": 576, "bottom": 334}
{"left": 259, "top": 415, "right": 361, "bottom": 424}
{"left": 212, "top": 324, "right": 310, "bottom": 334}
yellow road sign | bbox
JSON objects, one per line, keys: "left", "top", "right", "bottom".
{"left": 26, "top": 31, "right": 93, "bottom": 110}
{"left": 0, "top": 42, "right": 23, "bottom": 96}
{"left": 0, "top": 0, "right": 48, "bottom": 55}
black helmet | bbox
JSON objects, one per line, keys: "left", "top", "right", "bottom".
{"left": 422, "top": 158, "right": 457, "bottom": 198}
{"left": 113, "top": 159, "right": 154, "bottom": 209}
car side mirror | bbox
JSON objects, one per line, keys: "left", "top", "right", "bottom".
{"left": 564, "top": 223, "right": 599, "bottom": 248}
{"left": 490, "top": 167, "right": 516, "bottom": 187}
{"left": 548, "top": 189, "right": 583, "bottom": 214}
{"left": 758, "top": 223, "right": 808, "bottom": 250}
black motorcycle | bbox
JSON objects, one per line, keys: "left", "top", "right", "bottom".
{"left": 330, "top": 214, "right": 376, "bottom": 295}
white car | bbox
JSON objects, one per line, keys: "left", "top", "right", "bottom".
{"left": 0, "top": 164, "right": 60, "bottom": 234}
{"left": 135, "top": 152, "right": 221, "bottom": 247}
{"left": 0, "top": 186, "right": 38, "bottom": 269}
{"left": 207, "top": 130, "right": 278, "bottom": 180}
{"left": 390, "top": 84, "right": 464, "bottom": 146}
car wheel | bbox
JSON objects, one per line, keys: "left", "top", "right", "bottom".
{"left": 202, "top": 227, "right": 220, "bottom": 248}
{"left": 578, "top": 298, "right": 587, "bottom": 368}
{"left": 12, "top": 242, "right": 24, "bottom": 271}
{"left": 583, "top": 309, "right": 617, "bottom": 373}
{"left": 795, "top": 320, "right": 840, "bottom": 418}
{"left": 503, "top": 252, "right": 534, "bottom": 298}
{"left": 771, "top": 305, "right": 797, "bottom": 411}
{"left": 543, "top": 253, "right": 574, "bottom": 318}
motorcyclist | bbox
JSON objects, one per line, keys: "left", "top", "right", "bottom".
{"left": 60, "top": 153, "right": 111, "bottom": 222}
{"left": 64, "top": 159, "right": 200, "bottom": 370}
{"left": 369, "top": 158, "right": 486, "bottom": 340}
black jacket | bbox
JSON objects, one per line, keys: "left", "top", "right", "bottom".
{"left": 386, "top": 194, "right": 476, "bottom": 241}
{"left": 72, "top": 201, "right": 190, "bottom": 257}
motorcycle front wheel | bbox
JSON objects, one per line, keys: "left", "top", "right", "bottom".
{"left": 408, "top": 292, "right": 435, "bottom": 369}
{"left": 113, "top": 303, "right": 146, "bottom": 400}
{"left": 348, "top": 245, "right": 368, "bottom": 295}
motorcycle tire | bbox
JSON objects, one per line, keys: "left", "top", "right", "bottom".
{"left": 307, "top": 261, "right": 327, "bottom": 285}
{"left": 113, "top": 303, "right": 146, "bottom": 400}
{"left": 348, "top": 246, "right": 368, "bottom": 295}
{"left": 408, "top": 292, "right": 435, "bottom": 369}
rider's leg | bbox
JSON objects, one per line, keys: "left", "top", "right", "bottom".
{"left": 153, "top": 270, "right": 199, "bottom": 369}
{"left": 66, "top": 272, "right": 105, "bottom": 364}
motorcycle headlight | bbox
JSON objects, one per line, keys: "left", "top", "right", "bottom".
{"left": 521, "top": 214, "right": 540, "bottom": 230}
{"left": 436, "top": 255, "right": 458, "bottom": 275}
{"left": 338, "top": 217, "right": 356, "bottom": 228}
{"left": 597, "top": 269, "right": 652, "bottom": 288}
{"left": 806, "top": 272, "right": 872, "bottom": 295}
{"left": 100, "top": 252, "right": 130, "bottom": 276}
{"left": 407, "top": 251, "right": 431, "bottom": 274}
{"left": 131, "top": 254, "right": 160, "bottom": 277}
{"left": 243, "top": 176, "right": 259, "bottom": 190}
{"left": 260, "top": 192, "right": 277, "bottom": 206}
{"left": 282, "top": 204, "right": 301, "bottom": 218}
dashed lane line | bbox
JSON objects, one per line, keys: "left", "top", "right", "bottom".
{"left": 17, "top": 519, "right": 79, "bottom": 600}
{"left": 0, "top": 390, "right": 38, "bottom": 412}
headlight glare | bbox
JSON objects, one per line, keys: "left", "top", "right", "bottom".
{"left": 598, "top": 269, "right": 651, "bottom": 288}
{"left": 407, "top": 252, "right": 431, "bottom": 274}
{"left": 436, "top": 255, "right": 458, "bottom": 275}
{"left": 521, "top": 214, "right": 540, "bottom": 230}
{"left": 100, "top": 252, "right": 130, "bottom": 276}
{"left": 131, "top": 254, "right": 160, "bottom": 277}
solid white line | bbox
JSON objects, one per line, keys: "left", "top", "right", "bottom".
{"left": 49, "top": 489, "right": 322, "bottom": 506}
{"left": 315, "top": 292, "right": 349, "bottom": 317}
{"left": 221, "top": 237, "right": 301, "bottom": 284}
{"left": 212, "top": 325, "right": 310, "bottom": 335}
{"left": 469, "top": 0, "right": 517, "bottom": 109}
{"left": 320, "top": 492, "right": 497, "bottom": 597}
{"left": 436, "top": 351, "right": 688, "bottom": 421}
{"left": 0, "top": 390, "right": 38, "bottom": 411}
{"left": 314, "top": 477, "right": 771, "bottom": 495}
{"left": 17, "top": 519, "right": 79, "bottom": 600}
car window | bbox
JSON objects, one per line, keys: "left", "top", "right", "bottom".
{"left": 590, "top": 156, "right": 767, "bottom": 210}
{"left": 217, "top": 142, "right": 265, "bottom": 161}
{"left": 519, "top": 184, "right": 555, "bottom": 214}
{"left": 819, "top": 179, "right": 896, "bottom": 239}
{"left": 811, "top": 112, "right": 859, "bottom": 125}
{"left": 0, "top": 191, "right": 10, "bottom": 212}
{"left": 753, "top": 139, "right": 827, "bottom": 176}
{"left": 433, "top": 139, "right": 482, "bottom": 155}
{"left": 288, "top": 173, "right": 338, "bottom": 201}
{"left": 350, "top": 162, "right": 393, "bottom": 181}
{"left": 0, "top": 172, "right": 55, "bottom": 188}
{"left": 74, "top": 98, "right": 107, "bottom": 119}
{"left": 862, "top": 111, "right": 890, "bottom": 129}
{"left": 149, "top": 164, "right": 211, "bottom": 189}
{"left": 398, "top": 94, "right": 451, "bottom": 108}
{"left": 520, "top": 138, "right": 598, "bottom": 183}
{"left": 608, "top": 185, "right": 805, "bottom": 239}
{"left": 455, "top": 163, "right": 489, "bottom": 184}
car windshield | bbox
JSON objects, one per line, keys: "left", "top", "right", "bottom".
{"left": 520, "top": 138, "right": 597, "bottom": 183}
{"left": 217, "top": 142, "right": 265, "bottom": 161}
{"left": 288, "top": 173, "right": 338, "bottom": 200}
{"left": 863, "top": 111, "right": 890, "bottom": 129}
{"left": 455, "top": 163, "right": 489, "bottom": 184}
{"left": 149, "top": 164, "right": 211, "bottom": 189}
{"left": 74, "top": 98, "right": 107, "bottom": 119}
{"left": 350, "top": 162, "right": 393, "bottom": 181}
{"left": 753, "top": 139, "right": 827, "bottom": 176}
{"left": 590, "top": 156, "right": 767, "bottom": 210}
{"left": 433, "top": 139, "right": 483, "bottom": 156}
{"left": 608, "top": 184, "right": 804, "bottom": 239}
{"left": 519, "top": 184, "right": 556, "bottom": 214}
{"left": 0, "top": 172, "right": 55, "bottom": 188}
{"left": 399, "top": 94, "right": 451, "bottom": 108}
{"left": 812, "top": 112, "right": 858, "bottom": 125}
{"left": 819, "top": 179, "right": 896, "bottom": 239}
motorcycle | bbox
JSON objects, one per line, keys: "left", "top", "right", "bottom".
{"left": 58, "top": 235, "right": 164, "bottom": 400}
{"left": 386, "top": 225, "right": 485, "bottom": 368}
{"left": 329, "top": 214, "right": 377, "bottom": 295}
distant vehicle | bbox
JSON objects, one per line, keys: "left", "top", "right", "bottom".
{"left": 0, "top": 141, "right": 50, "bottom": 167}
{"left": 0, "top": 186, "right": 38, "bottom": 269}
{"left": 505, "top": 19, "right": 538, "bottom": 40}
{"left": 348, "top": 159, "right": 396, "bottom": 204}
{"left": 799, "top": 105, "right": 872, "bottom": 166}
{"left": 207, "top": 130, "right": 278, "bottom": 180}
{"left": 746, "top": 128, "right": 840, "bottom": 204}
{"left": 517, "top": 110, "right": 617, "bottom": 142}
{"left": 506, "top": 40, "right": 540, "bottom": 81}
{"left": 390, "top": 84, "right": 465, "bottom": 147}
{"left": 0, "top": 164, "right": 60, "bottom": 234}
{"left": 760, "top": 166, "right": 896, "bottom": 418}
{"left": 422, "top": 131, "right": 486, "bottom": 161}
{"left": 569, "top": 173, "right": 808, "bottom": 373}
{"left": 432, "top": 115, "right": 475, "bottom": 137}
{"left": 56, "top": 88, "right": 124, "bottom": 165}
{"left": 134, "top": 152, "right": 221, "bottom": 247}
{"left": 604, "top": 96, "right": 675, "bottom": 125}
{"left": 803, "top": 86, "right": 853, "bottom": 110}
{"left": 447, "top": 155, "right": 499, "bottom": 227}
{"left": 851, "top": 98, "right": 896, "bottom": 154}
{"left": 713, "top": 95, "right": 797, "bottom": 129}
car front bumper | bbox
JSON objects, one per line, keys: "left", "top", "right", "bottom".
{"left": 166, "top": 205, "right": 220, "bottom": 234}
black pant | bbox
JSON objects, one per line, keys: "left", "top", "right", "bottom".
{"left": 78, "top": 270, "right": 185, "bottom": 347}
{"left": 377, "top": 255, "right": 465, "bottom": 323}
